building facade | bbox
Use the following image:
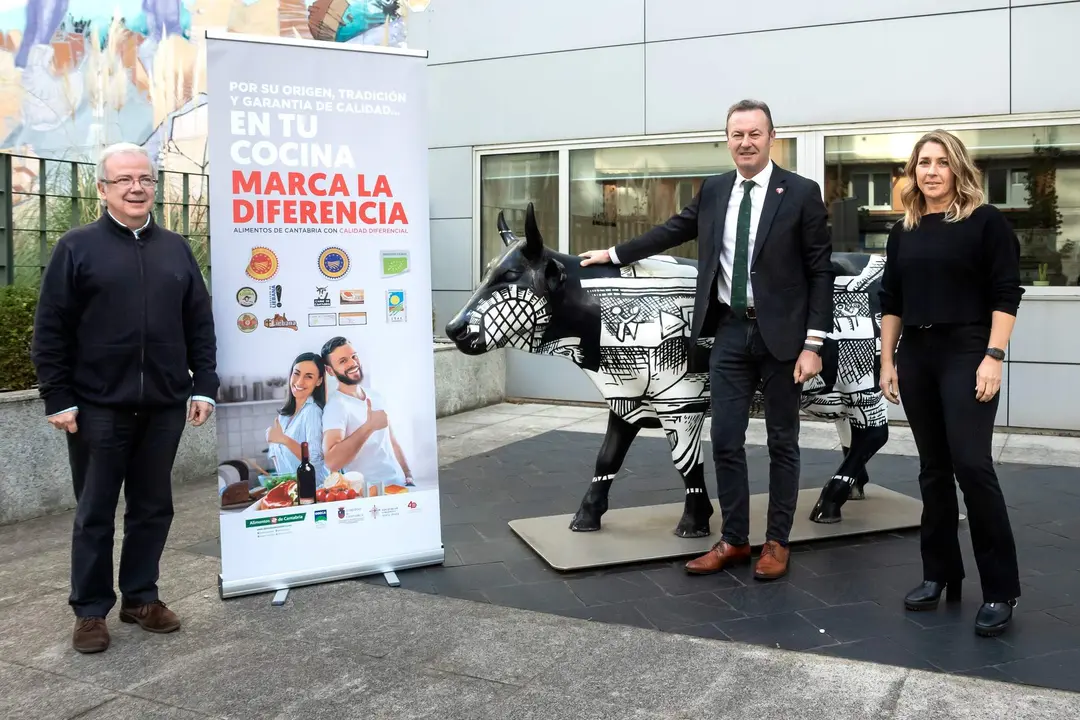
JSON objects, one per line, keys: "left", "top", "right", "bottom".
{"left": 412, "top": 1, "right": 1080, "bottom": 433}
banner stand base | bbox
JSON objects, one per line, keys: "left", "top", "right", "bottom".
{"left": 218, "top": 547, "right": 444, "bottom": 600}
{"left": 267, "top": 573, "right": 398, "bottom": 606}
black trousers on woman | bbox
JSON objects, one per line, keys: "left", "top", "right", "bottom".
{"left": 897, "top": 323, "right": 1021, "bottom": 604}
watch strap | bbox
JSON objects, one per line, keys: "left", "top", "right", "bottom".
{"left": 985, "top": 347, "right": 1005, "bottom": 361}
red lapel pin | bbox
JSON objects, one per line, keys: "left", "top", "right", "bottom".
{"left": 776, "top": 188, "right": 784, "bottom": 194}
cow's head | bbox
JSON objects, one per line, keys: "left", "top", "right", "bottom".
{"left": 445, "top": 202, "right": 567, "bottom": 355}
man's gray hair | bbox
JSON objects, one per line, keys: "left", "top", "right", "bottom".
{"left": 96, "top": 142, "right": 156, "bottom": 181}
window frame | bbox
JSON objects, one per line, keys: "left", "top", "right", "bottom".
{"left": 473, "top": 110, "right": 1080, "bottom": 294}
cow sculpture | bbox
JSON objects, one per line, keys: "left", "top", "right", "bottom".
{"left": 445, "top": 203, "right": 890, "bottom": 538}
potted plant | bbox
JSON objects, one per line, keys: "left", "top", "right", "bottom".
{"left": 266, "top": 377, "right": 287, "bottom": 399}
{"left": 1033, "top": 263, "right": 1050, "bottom": 286}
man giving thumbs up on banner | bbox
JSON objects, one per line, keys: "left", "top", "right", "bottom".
{"left": 320, "top": 336, "right": 414, "bottom": 488}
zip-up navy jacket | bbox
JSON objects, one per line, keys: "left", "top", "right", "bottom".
{"left": 31, "top": 212, "right": 218, "bottom": 415}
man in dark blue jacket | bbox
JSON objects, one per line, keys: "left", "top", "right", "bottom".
{"left": 31, "top": 142, "right": 218, "bottom": 654}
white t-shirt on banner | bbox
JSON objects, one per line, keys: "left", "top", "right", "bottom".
{"left": 322, "top": 387, "right": 406, "bottom": 487}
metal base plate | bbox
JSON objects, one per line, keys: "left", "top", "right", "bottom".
{"left": 508, "top": 485, "right": 927, "bottom": 572}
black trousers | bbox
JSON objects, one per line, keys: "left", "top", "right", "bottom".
{"left": 710, "top": 314, "right": 803, "bottom": 546}
{"left": 897, "top": 324, "right": 1021, "bottom": 603}
{"left": 65, "top": 403, "right": 187, "bottom": 618}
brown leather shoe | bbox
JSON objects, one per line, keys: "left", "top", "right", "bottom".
{"left": 685, "top": 540, "right": 752, "bottom": 575}
{"left": 73, "top": 617, "right": 110, "bottom": 654}
{"left": 754, "top": 540, "right": 790, "bottom": 581}
{"left": 119, "top": 600, "right": 181, "bottom": 633}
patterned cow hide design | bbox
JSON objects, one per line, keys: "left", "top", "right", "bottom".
{"left": 446, "top": 203, "right": 890, "bottom": 538}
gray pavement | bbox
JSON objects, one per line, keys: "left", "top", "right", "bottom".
{"left": 2, "top": 402, "right": 1080, "bottom": 719}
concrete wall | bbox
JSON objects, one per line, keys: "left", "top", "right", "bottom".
{"left": 0, "top": 345, "right": 505, "bottom": 526}
{"left": 412, "top": 1, "right": 1080, "bottom": 432}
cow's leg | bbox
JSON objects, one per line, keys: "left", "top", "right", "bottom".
{"left": 832, "top": 418, "right": 870, "bottom": 500}
{"left": 810, "top": 391, "right": 890, "bottom": 523}
{"left": 569, "top": 410, "right": 640, "bottom": 532}
{"left": 655, "top": 408, "right": 713, "bottom": 538}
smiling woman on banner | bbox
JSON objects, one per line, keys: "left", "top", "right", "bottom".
{"left": 266, "top": 352, "right": 330, "bottom": 485}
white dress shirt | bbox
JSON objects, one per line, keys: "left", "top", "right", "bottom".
{"left": 608, "top": 160, "right": 826, "bottom": 341}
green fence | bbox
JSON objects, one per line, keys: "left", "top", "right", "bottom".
{"left": 0, "top": 153, "right": 211, "bottom": 288}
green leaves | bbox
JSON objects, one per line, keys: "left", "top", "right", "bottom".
{"left": 0, "top": 285, "right": 38, "bottom": 392}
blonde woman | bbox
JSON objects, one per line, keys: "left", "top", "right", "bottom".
{"left": 877, "top": 129, "right": 1023, "bottom": 637}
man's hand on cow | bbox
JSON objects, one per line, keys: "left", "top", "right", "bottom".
{"left": 47, "top": 410, "right": 78, "bottom": 433}
{"left": 579, "top": 249, "right": 611, "bottom": 266}
{"left": 879, "top": 363, "right": 900, "bottom": 404}
{"left": 793, "top": 349, "right": 822, "bottom": 384}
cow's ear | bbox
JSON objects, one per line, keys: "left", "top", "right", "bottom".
{"left": 544, "top": 257, "right": 566, "bottom": 294}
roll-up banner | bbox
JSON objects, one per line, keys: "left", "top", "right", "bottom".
{"left": 205, "top": 31, "right": 442, "bottom": 599}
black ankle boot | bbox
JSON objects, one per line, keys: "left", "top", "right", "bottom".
{"left": 975, "top": 600, "right": 1016, "bottom": 637}
{"left": 904, "top": 580, "right": 961, "bottom": 611}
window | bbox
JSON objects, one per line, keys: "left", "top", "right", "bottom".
{"left": 825, "top": 125, "right": 1080, "bottom": 286}
{"left": 479, "top": 152, "right": 559, "bottom": 273}
{"left": 568, "top": 139, "right": 798, "bottom": 260}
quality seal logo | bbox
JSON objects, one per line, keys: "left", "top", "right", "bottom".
{"left": 246, "top": 247, "right": 279, "bottom": 281}
{"left": 381, "top": 250, "right": 410, "bottom": 277}
{"left": 237, "top": 312, "right": 258, "bottom": 333}
{"left": 386, "top": 289, "right": 406, "bottom": 323}
{"left": 245, "top": 512, "right": 306, "bottom": 528}
{"left": 236, "top": 287, "right": 257, "bottom": 307}
{"left": 318, "top": 247, "right": 350, "bottom": 279}
{"left": 264, "top": 313, "right": 299, "bottom": 331}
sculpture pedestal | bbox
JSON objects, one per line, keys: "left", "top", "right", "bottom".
{"left": 508, "top": 485, "right": 929, "bottom": 572}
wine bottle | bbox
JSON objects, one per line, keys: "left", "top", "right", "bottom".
{"left": 298, "top": 442, "right": 316, "bottom": 505}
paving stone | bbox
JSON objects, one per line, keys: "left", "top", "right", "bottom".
{"left": 432, "top": 430, "right": 1080, "bottom": 695}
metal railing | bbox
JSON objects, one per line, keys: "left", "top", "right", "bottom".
{"left": 0, "top": 153, "right": 211, "bottom": 289}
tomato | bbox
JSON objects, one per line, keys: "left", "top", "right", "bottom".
{"left": 345, "top": 488, "right": 357, "bottom": 500}
{"left": 316, "top": 489, "right": 327, "bottom": 503}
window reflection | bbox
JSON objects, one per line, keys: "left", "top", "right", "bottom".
{"left": 825, "top": 126, "right": 1080, "bottom": 286}
{"left": 479, "top": 152, "right": 559, "bottom": 272}
{"left": 569, "top": 140, "right": 798, "bottom": 259}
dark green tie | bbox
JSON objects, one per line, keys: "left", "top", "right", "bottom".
{"left": 730, "top": 179, "right": 754, "bottom": 314}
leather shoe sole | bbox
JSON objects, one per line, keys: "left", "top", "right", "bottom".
{"left": 119, "top": 608, "right": 181, "bottom": 634}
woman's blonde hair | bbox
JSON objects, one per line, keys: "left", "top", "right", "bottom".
{"left": 900, "top": 129, "right": 984, "bottom": 230}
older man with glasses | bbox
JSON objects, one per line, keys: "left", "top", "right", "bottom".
{"left": 31, "top": 142, "right": 219, "bottom": 654}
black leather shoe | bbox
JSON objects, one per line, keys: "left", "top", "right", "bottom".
{"left": 975, "top": 600, "right": 1017, "bottom": 637}
{"left": 904, "top": 580, "right": 961, "bottom": 611}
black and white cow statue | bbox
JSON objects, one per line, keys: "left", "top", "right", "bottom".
{"left": 445, "top": 203, "right": 890, "bottom": 538}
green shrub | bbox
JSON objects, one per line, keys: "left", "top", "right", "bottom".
{"left": 0, "top": 285, "right": 39, "bottom": 392}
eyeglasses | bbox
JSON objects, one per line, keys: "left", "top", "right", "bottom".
{"left": 102, "top": 177, "right": 157, "bottom": 189}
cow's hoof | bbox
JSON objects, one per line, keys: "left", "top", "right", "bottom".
{"left": 809, "top": 477, "right": 851, "bottom": 524}
{"left": 809, "top": 499, "right": 842, "bottom": 524}
{"left": 674, "top": 514, "right": 711, "bottom": 538}
{"left": 569, "top": 505, "right": 605, "bottom": 532}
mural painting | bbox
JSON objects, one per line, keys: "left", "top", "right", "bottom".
{"left": 0, "top": 0, "right": 429, "bottom": 181}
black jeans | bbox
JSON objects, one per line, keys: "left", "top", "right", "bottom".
{"left": 897, "top": 324, "right": 1021, "bottom": 603}
{"left": 710, "top": 314, "right": 802, "bottom": 546}
{"left": 66, "top": 403, "right": 188, "bottom": 618}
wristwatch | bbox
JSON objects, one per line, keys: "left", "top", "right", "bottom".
{"left": 985, "top": 347, "right": 1005, "bottom": 361}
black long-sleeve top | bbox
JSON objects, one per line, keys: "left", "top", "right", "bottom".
{"left": 878, "top": 204, "right": 1024, "bottom": 326}
{"left": 30, "top": 213, "right": 219, "bottom": 415}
